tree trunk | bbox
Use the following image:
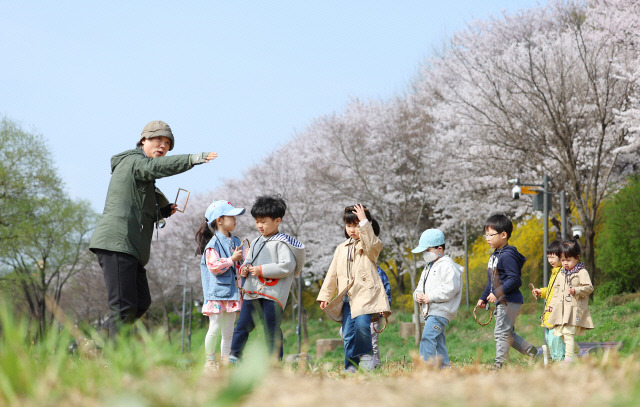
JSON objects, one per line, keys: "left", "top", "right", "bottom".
{"left": 584, "top": 225, "right": 597, "bottom": 284}
{"left": 164, "top": 303, "right": 172, "bottom": 344}
{"left": 302, "top": 307, "right": 309, "bottom": 346}
{"left": 37, "top": 297, "right": 47, "bottom": 341}
{"left": 409, "top": 258, "right": 421, "bottom": 346}
{"left": 413, "top": 301, "right": 422, "bottom": 346}
{"left": 395, "top": 257, "right": 406, "bottom": 295}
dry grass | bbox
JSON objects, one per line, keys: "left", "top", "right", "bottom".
{"left": 241, "top": 352, "right": 639, "bottom": 407}
{"left": 5, "top": 345, "right": 639, "bottom": 407}
{"left": 605, "top": 292, "right": 640, "bottom": 307}
{"left": 3, "top": 299, "right": 640, "bottom": 407}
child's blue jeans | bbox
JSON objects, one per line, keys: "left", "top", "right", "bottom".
{"left": 419, "top": 315, "right": 450, "bottom": 367}
{"left": 229, "top": 298, "right": 283, "bottom": 360}
{"left": 341, "top": 300, "right": 373, "bottom": 369}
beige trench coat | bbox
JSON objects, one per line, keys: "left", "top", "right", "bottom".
{"left": 317, "top": 221, "right": 391, "bottom": 319}
{"left": 547, "top": 268, "right": 594, "bottom": 329}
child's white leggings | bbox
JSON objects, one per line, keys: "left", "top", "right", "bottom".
{"left": 205, "top": 312, "right": 237, "bottom": 361}
{"left": 555, "top": 324, "right": 582, "bottom": 361}
{"left": 562, "top": 332, "right": 581, "bottom": 360}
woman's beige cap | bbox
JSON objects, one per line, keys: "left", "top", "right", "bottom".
{"left": 139, "top": 120, "right": 174, "bottom": 150}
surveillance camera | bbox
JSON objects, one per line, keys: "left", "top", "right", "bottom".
{"left": 571, "top": 225, "right": 583, "bottom": 239}
{"left": 512, "top": 185, "right": 521, "bottom": 200}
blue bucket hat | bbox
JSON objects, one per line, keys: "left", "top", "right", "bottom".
{"left": 205, "top": 200, "right": 245, "bottom": 224}
{"left": 411, "top": 229, "right": 445, "bottom": 253}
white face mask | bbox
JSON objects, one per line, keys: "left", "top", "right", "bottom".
{"left": 423, "top": 251, "right": 438, "bottom": 264}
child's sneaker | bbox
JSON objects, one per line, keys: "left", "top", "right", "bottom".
{"left": 342, "top": 365, "right": 357, "bottom": 374}
{"left": 527, "top": 347, "right": 541, "bottom": 365}
{"left": 360, "top": 355, "right": 375, "bottom": 371}
{"left": 204, "top": 360, "right": 219, "bottom": 372}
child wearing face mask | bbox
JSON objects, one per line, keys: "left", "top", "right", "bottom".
{"left": 412, "top": 229, "right": 464, "bottom": 367}
{"left": 317, "top": 204, "right": 391, "bottom": 373}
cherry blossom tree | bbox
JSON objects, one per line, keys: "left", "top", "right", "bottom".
{"left": 299, "top": 97, "right": 451, "bottom": 341}
{"left": 422, "top": 0, "right": 640, "bottom": 277}
{"left": 117, "top": 0, "right": 640, "bottom": 339}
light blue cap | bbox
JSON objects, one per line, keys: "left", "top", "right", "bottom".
{"left": 411, "top": 229, "right": 445, "bottom": 253}
{"left": 205, "top": 200, "right": 245, "bottom": 224}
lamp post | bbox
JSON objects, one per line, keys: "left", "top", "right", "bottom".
{"left": 297, "top": 275, "right": 303, "bottom": 355}
{"left": 509, "top": 175, "right": 558, "bottom": 287}
{"left": 180, "top": 265, "right": 187, "bottom": 353}
{"left": 560, "top": 191, "right": 566, "bottom": 240}
{"left": 464, "top": 220, "right": 470, "bottom": 308}
{"left": 542, "top": 175, "right": 549, "bottom": 287}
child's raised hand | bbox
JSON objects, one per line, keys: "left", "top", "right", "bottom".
{"left": 231, "top": 247, "right": 243, "bottom": 263}
{"left": 352, "top": 204, "right": 367, "bottom": 223}
{"left": 204, "top": 152, "right": 218, "bottom": 162}
{"left": 532, "top": 288, "right": 540, "bottom": 299}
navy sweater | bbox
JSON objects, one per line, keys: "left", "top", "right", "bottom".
{"left": 480, "top": 245, "right": 526, "bottom": 304}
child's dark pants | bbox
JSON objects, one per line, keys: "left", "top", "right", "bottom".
{"left": 230, "top": 298, "right": 284, "bottom": 360}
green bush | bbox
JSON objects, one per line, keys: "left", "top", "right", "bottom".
{"left": 596, "top": 174, "right": 640, "bottom": 294}
{"left": 594, "top": 280, "right": 625, "bottom": 302}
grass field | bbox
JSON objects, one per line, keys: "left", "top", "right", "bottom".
{"left": 289, "top": 292, "right": 640, "bottom": 365}
{"left": 1, "top": 293, "right": 639, "bottom": 406}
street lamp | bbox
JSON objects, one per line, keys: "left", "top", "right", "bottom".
{"left": 509, "top": 175, "right": 565, "bottom": 287}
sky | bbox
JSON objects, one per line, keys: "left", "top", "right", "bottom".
{"left": 1, "top": 1, "right": 544, "bottom": 212}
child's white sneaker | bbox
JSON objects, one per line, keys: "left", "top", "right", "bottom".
{"left": 360, "top": 354, "right": 375, "bottom": 371}
{"left": 204, "top": 360, "right": 219, "bottom": 371}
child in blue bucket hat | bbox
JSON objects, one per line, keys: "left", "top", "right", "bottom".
{"left": 195, "top": 200, "right": 246, "bottom": 370}
{"left": 412, "top": 228, "right": 464, "bottom": 367}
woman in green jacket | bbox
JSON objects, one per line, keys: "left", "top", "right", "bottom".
{"left": 90, "top": 120, "right": 216, "bottom": 338}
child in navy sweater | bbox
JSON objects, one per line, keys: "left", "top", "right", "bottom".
{"left": 476, "top": 214, "right": 539, "bottom": 369}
